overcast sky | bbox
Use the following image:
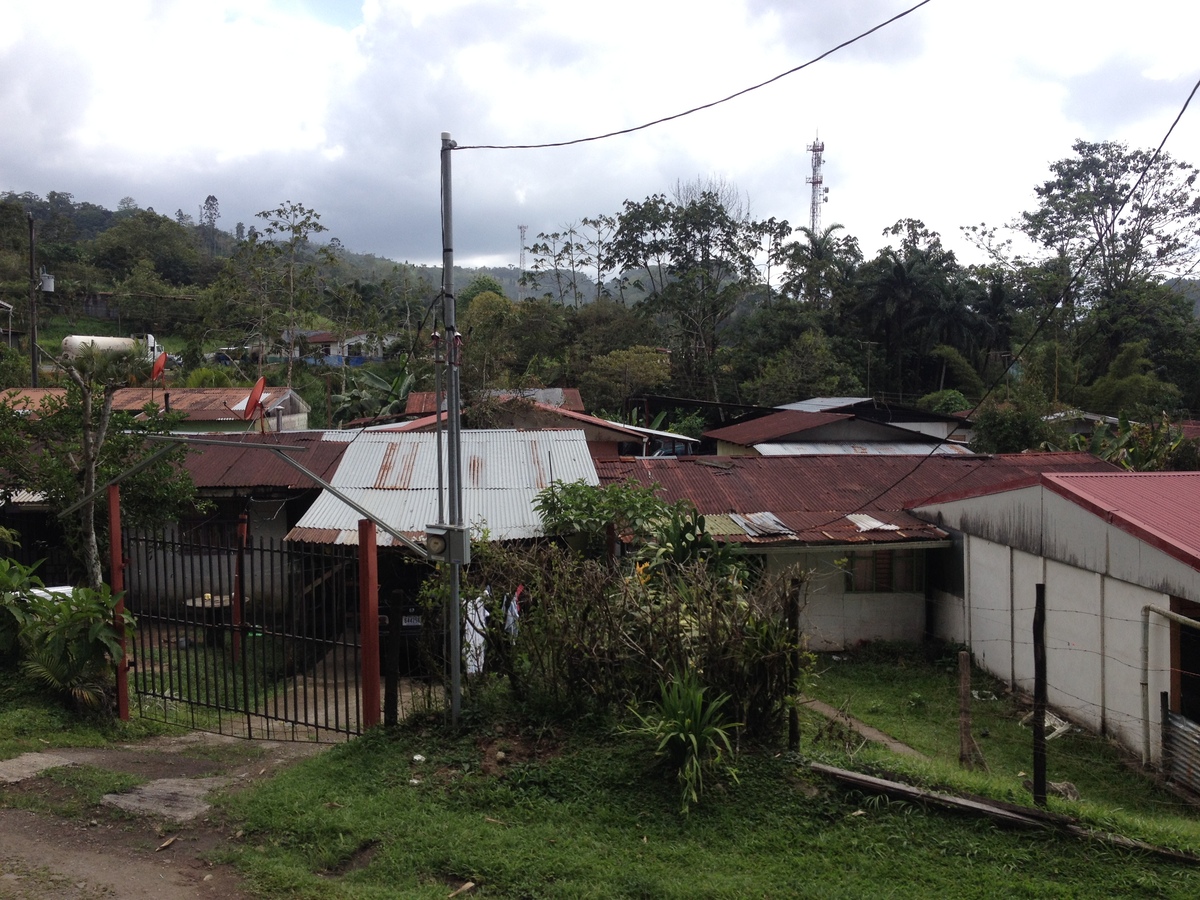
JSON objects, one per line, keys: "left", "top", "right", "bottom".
{"left": 3, "top": 0, "right": 1199, "bottom": 274}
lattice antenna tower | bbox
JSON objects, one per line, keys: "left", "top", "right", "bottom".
{"left": 806, "top": 137, "right": 829, "bottom": 233}
{"left": 518, "top": 224, "right": 528, "bottom": 300}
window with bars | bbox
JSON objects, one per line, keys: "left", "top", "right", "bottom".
{"left": 844, "top": 548, "right": 922, "bottom": 593}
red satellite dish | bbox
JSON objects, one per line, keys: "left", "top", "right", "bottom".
{"left": 244, "top": 376, "right": 266, "bottom": 422}
{"left": 151, "top": 352, "right": 167, "bottom": 382}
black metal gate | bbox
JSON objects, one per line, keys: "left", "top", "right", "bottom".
{"left": 123, "top": 532, "right": 367, "bottom": 740}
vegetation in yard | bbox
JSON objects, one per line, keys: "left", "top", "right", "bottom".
{"left": 456, "top": 497, "right": 806, "bottom": 741}
{"left": 219, "top": 712, "right": 1200, "bottom": 899}
{"left": 0, "top": 764, "right": 146, "bottom": 819}
{"left": 805, "top": 641, "right": 1200, "bottom": 853}
{"left": 0, "top": 676, "right": 170, "bottom": 760}
{"left": 0, "top": 556, "right": 137, "bottom": 712}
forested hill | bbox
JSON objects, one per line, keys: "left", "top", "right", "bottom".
{"left": 3, "top": 138, "right": 1200, "bottom": 443}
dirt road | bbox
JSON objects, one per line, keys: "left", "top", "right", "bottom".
{"left": 0, "top": 733, "right": 326, "bottom": 899}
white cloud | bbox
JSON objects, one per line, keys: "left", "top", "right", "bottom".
{"left": 2, "top": 0, "right": 1199, "bottom": 269}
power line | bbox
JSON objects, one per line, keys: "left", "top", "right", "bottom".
{"left": 452, "top": 1, "right": 934, "bottom": 152}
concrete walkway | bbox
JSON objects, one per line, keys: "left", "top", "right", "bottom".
{"left": 799, "top": 696, "right": 928, "bottom": 759}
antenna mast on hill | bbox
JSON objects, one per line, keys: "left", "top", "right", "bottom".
{"left": 806, "top": 136, "right": 828, "bottom": 233}
{"left": 518, "top": 224, "right": 527, "bottom": 300}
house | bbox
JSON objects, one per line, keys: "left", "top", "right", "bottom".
{"left": 596, "top": 453, "right": 1114, "bottom": 653}
{"left": 911, "top": 471, "right": 1200, "bottom": 771}
{"left": 297, "top": 330, "right": 383, "bottom": 365}
{"left": 777, "top": 397, "right": 967, "bottom": 442}
{"left": 123, "top": 432, "right": 352, "bottom": 608}
{"left": 2, "top": 386, "right": 310, "bottom": 432}
{"left": 286, "top": 429, "right": 598, "bottom": 547}
{"left": 705, "top": 408, "right": 972, "bottom": 457}
{"left": 382, "top": 399, "right": 652, "bottom": 460}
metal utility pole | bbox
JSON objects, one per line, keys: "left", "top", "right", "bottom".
{"left": 28, "top": 213, "right": 38, "bottom": 387}
{"left": 806, "top": 137, "right": 828, "bottom": 234}
{"left": 441, "top": 132, "right": 465, "bottom": 725}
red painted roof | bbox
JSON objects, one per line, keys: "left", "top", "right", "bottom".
{"left": 1041, "top": 472, "right": 1200, "bottom": 570}
{"left": 595, "top": 453, "right": 1113, "bottom": 545}
{"left": 182, "top": 433, "right": 349, "bottom": 489}
{"left": 704, "top": 410, "right": 852, "bottom": 445}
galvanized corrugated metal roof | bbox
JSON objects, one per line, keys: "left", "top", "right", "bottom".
{"left": 287, "top": 429, "right": 598, "bottom": 545}
{"left": 754, "top": 441, "right": 973, "bottom": 456}
{"left": 777, "top": 397, "right": 870, "bottom": 412}
{"left": 595, "top": 453, "right": 1114, "bottom": 546}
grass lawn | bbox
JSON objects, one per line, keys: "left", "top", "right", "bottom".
{"left": 0, "top": 673, "right": 174, "bottom": 760}
{"left": 218, "top": 670, "right": 1200, "bottom": 899}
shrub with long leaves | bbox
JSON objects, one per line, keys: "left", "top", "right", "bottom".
{"left": 626, "top": 669, "right": 739, "bottom": 813}
{"left": 4, "top": 580, "right": 133, "bottom": 711}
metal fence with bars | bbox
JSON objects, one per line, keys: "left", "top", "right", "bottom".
{"left": 124, "top": 532, "right": 369, "bottom": 740}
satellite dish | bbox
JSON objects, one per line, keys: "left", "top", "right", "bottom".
{"left": 244, "top": 376, "right": 266, "bottom": 422}
{"left": 152, "top": 352, "right": 167, "bottom": 382}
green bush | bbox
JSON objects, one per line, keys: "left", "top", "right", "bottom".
{"left": 0, "top": 569, "right": 133, "bottom": 711}
{"left": 626, "top": 669, "right": 739, "bottom": 813}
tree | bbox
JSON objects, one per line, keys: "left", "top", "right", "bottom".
{"left": 611, "top": 188, "right": 762, "bottom": 403}
{"left": 0, "top": 348, "right": 196, "bottom": 587}
{"left": 778, "top": 222, "right": 861, "bottom": 308}
{"left": 212, "top": 202, "right": 330, "bottom": 386}
{"left": 740, "top": 330, "right": 861, "bottom": 407}
{"left": 1082, "top": 340, "right": 1182, "bottom": 418}
{"left": 1018, "top": 140, "right": 1200, "bottom": 382}
{"left": 1021, "top": 140, "right": 1200, "bottom": 301}
{"left": 89, "top": 209, "right": 199, "bottom": 285}
{"left": 523, "top": 225, "right": 592, "bottom": 307}
{"left": 457, "top": 273, "right": 506, "bottom": 312}
{"left": 580, "top": 345, "right": 672, "bottom": 414}
{"left": 200, "top": 195, "right": 220, "bottom": 258}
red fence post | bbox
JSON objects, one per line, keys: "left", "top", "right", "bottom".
{"left": 107, "top": 484, "right": 129, "bottom": 721}
{"left": 359, "top": 519, "right": 380, "bottom": 729}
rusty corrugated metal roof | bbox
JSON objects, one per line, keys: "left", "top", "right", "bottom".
{"left": 705, "top": 410, "right": 852, "bottom": 445}
{"left": 595, "top": 453, "right": 1115, "bottom": 546}
{"left": 3, "top": 387, "right": 306, "bottom": 421}
{"left": 183, "top": 432, "right": 349, "bottom": 489}
{"left": 405, "top": 388, "right": 586, "bottom": 416}
{"left": 754, "top": 441, "right": 973, "bottom": 456}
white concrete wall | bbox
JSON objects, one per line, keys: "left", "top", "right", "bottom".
{"left": 958, "top": 534, "right": 1174, "bottom": 764}
{"left": 966, "top": 536, "right": 1012, "bottom": 684}
{"left": 766, "top": 550, "right": 926, "bottom": 652}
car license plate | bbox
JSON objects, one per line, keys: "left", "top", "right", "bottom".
{"left": 402, "top": 615, "right": 422, "bottom": 627}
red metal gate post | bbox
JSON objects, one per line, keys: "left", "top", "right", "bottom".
{"left": 107, "top": 484, "right": 129, "bottom": 721}
{"left": 359, "top": 519, "right": 380, "bottom": 729}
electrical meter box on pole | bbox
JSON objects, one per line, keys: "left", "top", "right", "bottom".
{"left": 425, "top": 524, "right": 470, "bottom": 565}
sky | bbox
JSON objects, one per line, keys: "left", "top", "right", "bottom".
{"left": 3, "top": 0, "right": 1199, "bottom": 274}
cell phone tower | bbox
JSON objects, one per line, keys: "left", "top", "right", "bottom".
{"left": 806, "top": 137, "right": 829, "bottom": 233}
